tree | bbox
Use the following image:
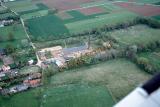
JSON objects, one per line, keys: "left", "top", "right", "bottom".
{"left": 5, "top": 44, "right": 15, "bottom": 54}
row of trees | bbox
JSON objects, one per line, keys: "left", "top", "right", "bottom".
{"left": 125, "top": 41, "right": 160, "bottom": 74}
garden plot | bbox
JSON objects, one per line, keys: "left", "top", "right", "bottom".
{"left": 109, "top": 24, "right": 160, "bottom": 46}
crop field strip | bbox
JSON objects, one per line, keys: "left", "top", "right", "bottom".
{"left": 114, "top": 2, "right": 160, "bottom": 16}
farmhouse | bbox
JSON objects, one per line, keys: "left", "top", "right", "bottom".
{"left": 24, "top": 79, "right": 41, "bottom": 88}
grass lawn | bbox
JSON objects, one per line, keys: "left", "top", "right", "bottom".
{"left": 65, "top": 11, "right": 138, "bottom": 34}
{"left": 42, "top": 84, "right": 114, "bottom": 107}
{"left": 109, "top": 24, "right": 160, "bottom": 46}
{"left": 51, "top": 59, "right": 151, "bottom": 101}
{"left": 27, "top": 14, "right": 69, "bottom": 40}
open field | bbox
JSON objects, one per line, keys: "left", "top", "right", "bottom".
{"left": 0, "top": 88, "right": 39, "bottom": 107}
{"left": 42, "top": 0, "right": 94, "bottom": 11}
{"left": 0, "top": 24, "right": 27, "bottom": 48}
{"left": 65, "top": 11, "right": 138, "bottom": 34}
{"left": 27, "top": 3, "right": 134, "bottom": 41}
{"left": 42, "top": 84, "right": 114, "bottom": 107}
{"left": 0, "top": 59, "right": 151, "bottom": 107}
{"left": 109, "top": 24, "right": 160, "bottom": 46}
{"left": 4, "top": 0, "right": 49, "bottom": 15}
{"left": 51, "top": 59, "right": 151, "bottom": 101}
{"left": 114, "top": 2, "right": 160, "bottom": 16}
{"left": 27, "top": 14, "right": 69, "bottom": 40}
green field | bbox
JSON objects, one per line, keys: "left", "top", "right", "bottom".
{"left": 0, "top": 88, "right": 39, "bottom": 107}
{"left": 51, "top": 59, "right": 151, "bottom": 101}
{"left": 42, "top": 84, "right": 114, "bottom": 107}
{"left": 0, "top": 24, "right": 27, "bottom": 48}
{"left": 27, "top": 14, "right": 69, "bottom": 40}
{"left": 65, "top": 11, "right": 138, "bottom": 34}
{"left": 0, "top": 59, "right": 151, "bottom": 106}
{"left": 109, "top": 24, "right": 160, "bottom": 46}
{"left": 4, "top": 0, "right": 38, "bottom": 13}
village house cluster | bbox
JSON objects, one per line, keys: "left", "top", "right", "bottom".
{"left": 0, "top": 49, "right": 42, "bottom": 95}
{"left": 1, "top": 73, "right": 42, "bottom": 95}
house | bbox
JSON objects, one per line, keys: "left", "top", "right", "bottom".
{"left": 24, "top": 79, "right": 41, "bottom": 88}
{"left": 2, "top": 65, "right": 10, "bottom": 71}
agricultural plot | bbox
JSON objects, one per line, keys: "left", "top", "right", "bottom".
{"left": 138, "top": 49, "right": 160, "bottom": 70}
{"left": 0, "top": 88, "right": 40, "bottom": 107}
{"left": 43, "top": 0, "right": 93, "bottom": 11}
{"left": 114, "top": 2, "right": 160, "bottom": 16}
{"left": 42, "top": 84, "right": 114, "bottom": 107}
{"left": 4, "top": 0, "right": 39, "bottom": 13}
{"left": 27, "top": 14, "right": 69, "bottom": 41}
{"left": 51, "top": 59, "right": 151, "bottom": 101}
{"left": 0, "top": 59, "right": 150, "bottom": 107}
{"left": 109, "top": 24, "right": 160, "bottom": 46}
{"left": 4, "top": 0, "right": 49, "bottom": 15}
{"left": 78, "top": 6, "right": 105, "bottom": 15}
{"left": 65, "top": 11, "right": 138, "bottom": 34}
{"left": 112, "top": 0, "right": 160, "bottom": 4}
{"left": 0, "top": 24, "right": 27, "bottom": 48}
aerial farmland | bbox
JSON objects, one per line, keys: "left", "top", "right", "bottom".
{"left": 0, "top": 0, "right": 160, "bottom": 107}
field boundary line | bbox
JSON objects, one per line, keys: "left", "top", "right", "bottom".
{"left": 106, "top": 85, "right": 117, "bottom": 103}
